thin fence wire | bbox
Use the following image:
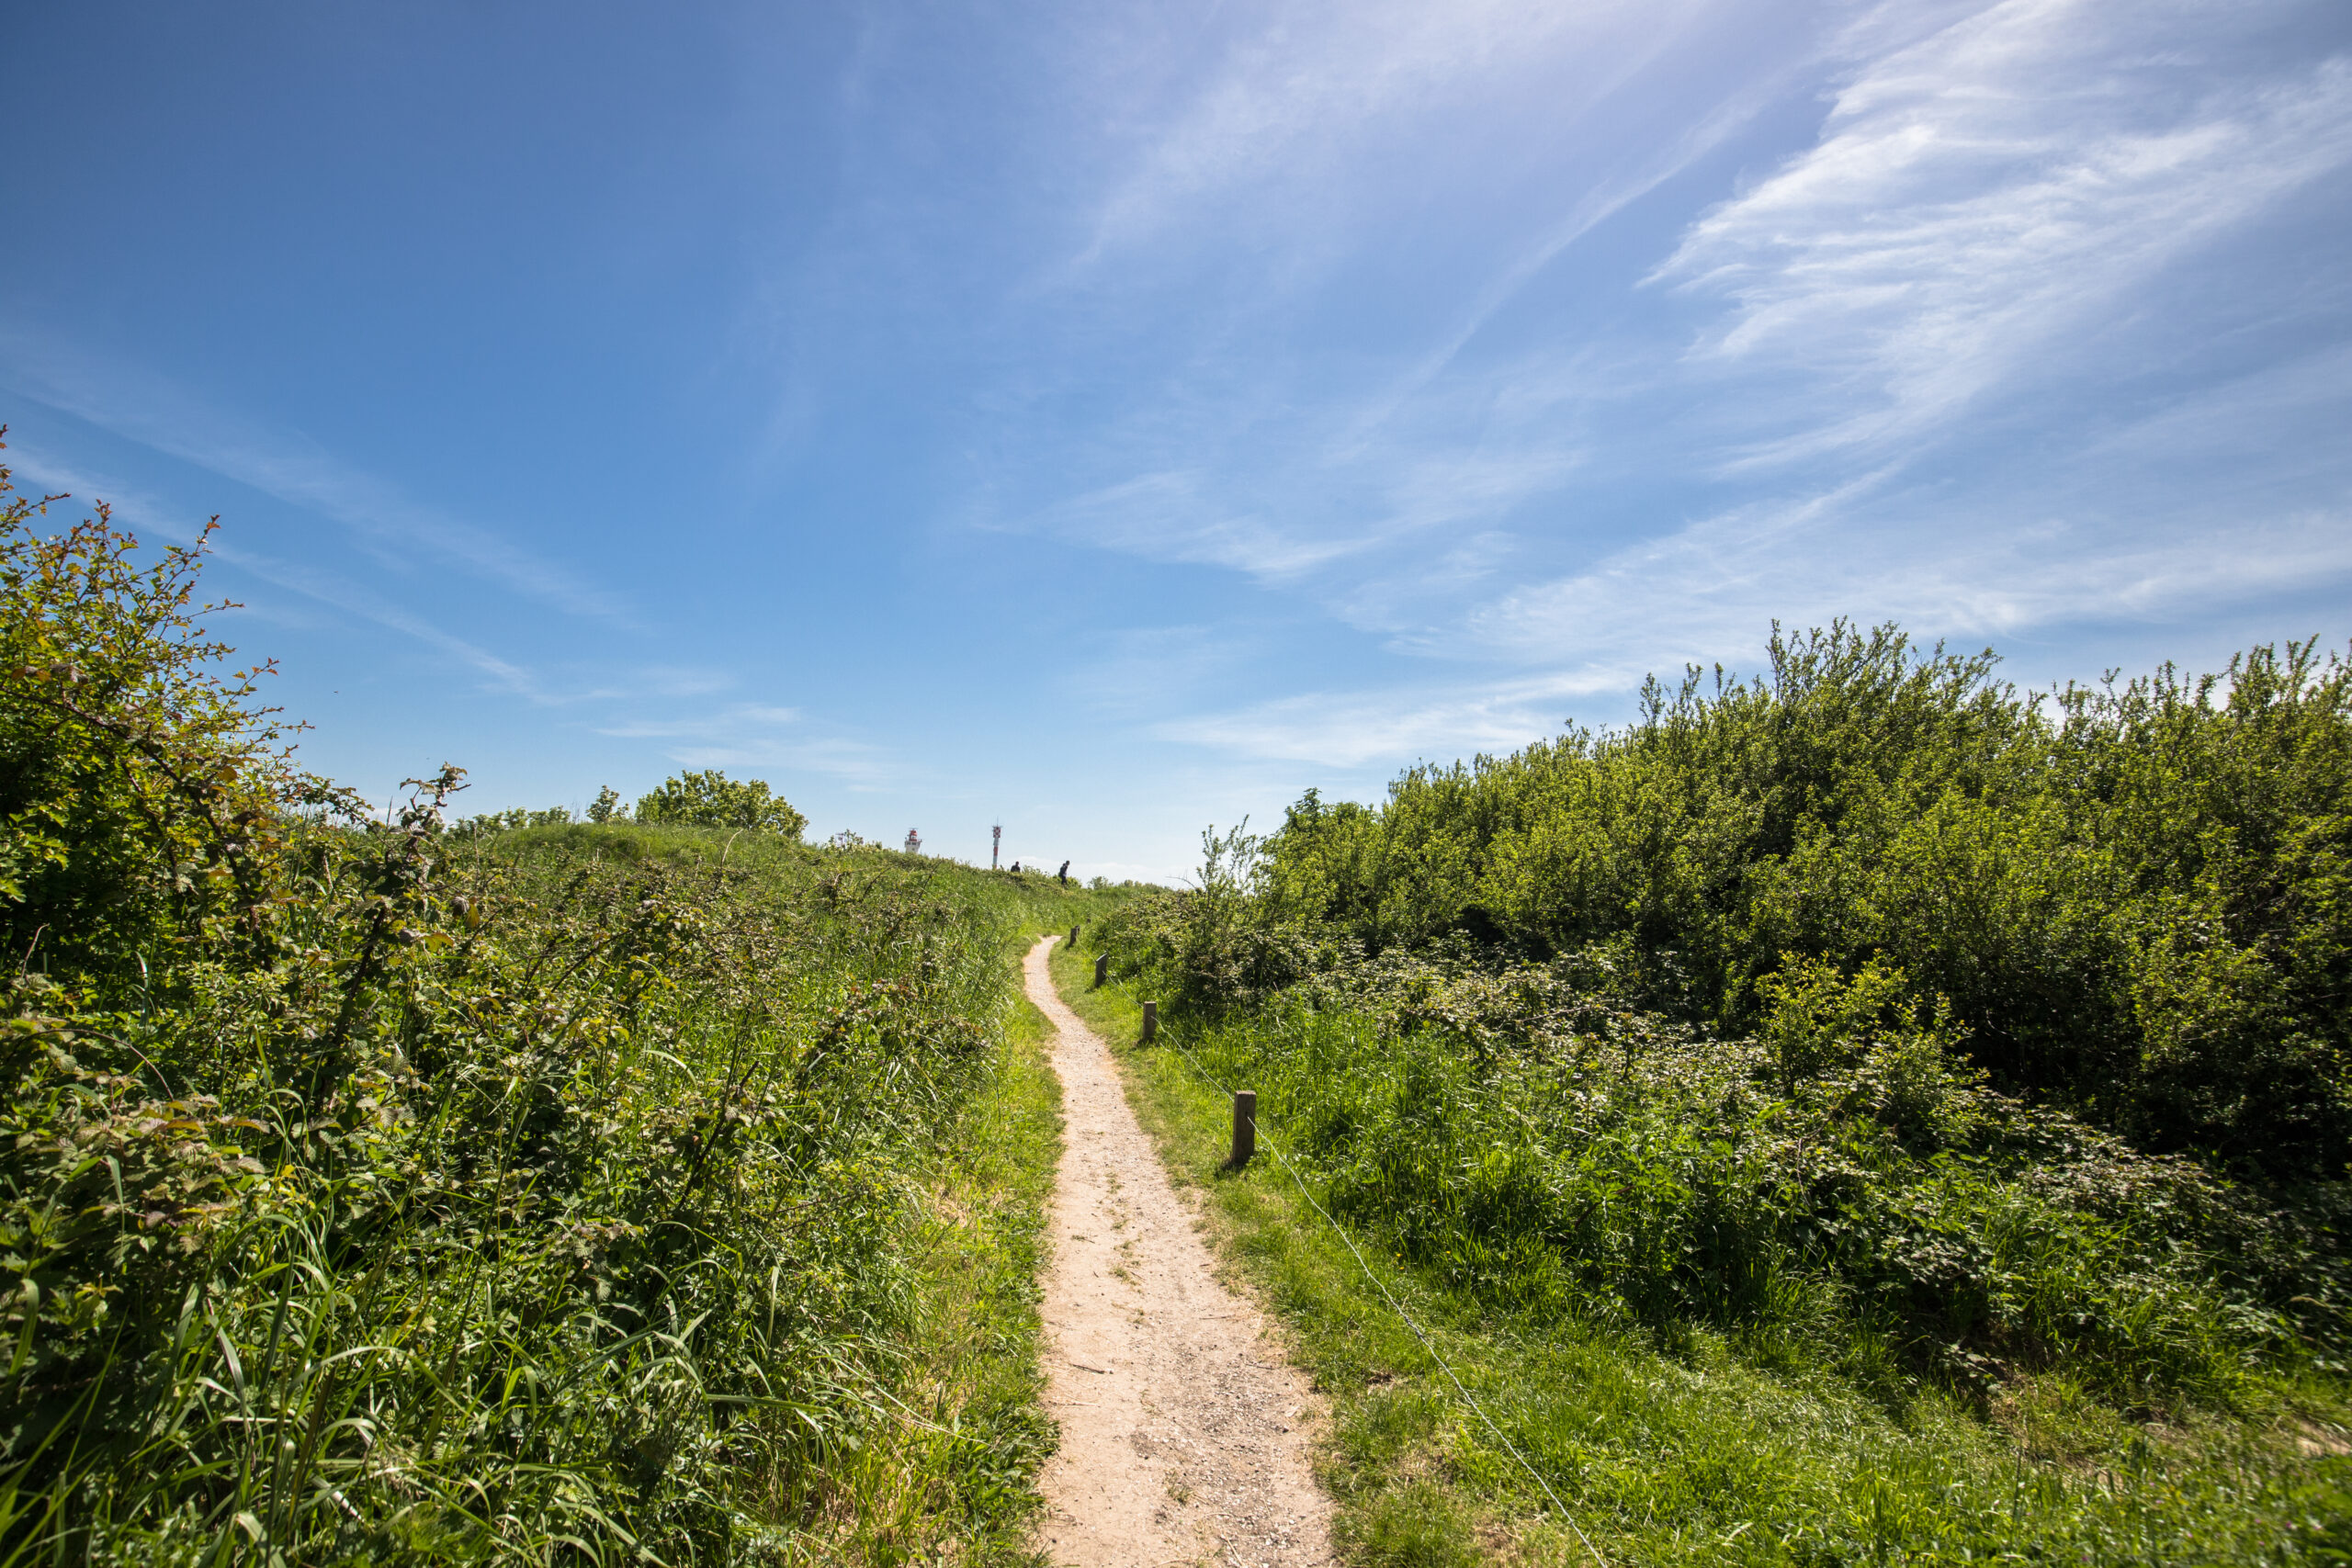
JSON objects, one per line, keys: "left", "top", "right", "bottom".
{"left": 1069, "top": 942, "right": 1610, "bottom": 1568}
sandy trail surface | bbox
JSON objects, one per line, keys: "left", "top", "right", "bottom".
{"left": 1027, "top": 937, "right": 1335, "bottom": 1568}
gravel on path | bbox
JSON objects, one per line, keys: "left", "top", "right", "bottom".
{"left": 1027, "top": 936, "right": 1336, "bottom": 1568}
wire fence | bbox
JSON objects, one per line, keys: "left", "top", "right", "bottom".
{"left": 1068, "top": 940, "right": 1610, "bottom": 1568}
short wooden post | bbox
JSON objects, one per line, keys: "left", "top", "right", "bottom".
{"left": 1231, "top": 1089, "right": 1256, "bottom": 1167}
{"left": 1141, "top": 1000, "right": 1158, "bottom": 1043}
{"left": 1069, "top": 924, "right": 1080, "bottom": 950}
{"left": 1093, "top": 953, "right": 1108, "bottom": 988}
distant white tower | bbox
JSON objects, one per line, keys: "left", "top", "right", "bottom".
{"left": 904, "top": 828, "right": 922, "bottom": 854}
{"left": 991, "top": 823, "right": 1001, "bottom": 869}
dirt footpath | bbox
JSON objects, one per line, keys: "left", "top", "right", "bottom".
{"left": 1028, "top": 936, "right": 1335, "bottom": 1568}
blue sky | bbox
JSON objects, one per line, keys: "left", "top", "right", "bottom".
{"left": 3, "top": 0, "right": 2347, "bottom": 881}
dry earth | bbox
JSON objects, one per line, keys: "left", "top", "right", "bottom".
{"left": 1028, "top": 936, "right": 1336, "bottom": 1568}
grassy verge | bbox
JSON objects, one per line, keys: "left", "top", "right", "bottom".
{"left": 779, "top": 985, "right": 1063, "bottom": 1566}
{"left": 1046, "top": 941, "right": 2352, "bottom": 1567}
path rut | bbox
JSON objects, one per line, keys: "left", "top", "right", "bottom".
{"left": 1028, "top": 936, "right": 1335, "bottom": 1568}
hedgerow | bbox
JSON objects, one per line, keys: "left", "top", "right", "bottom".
{"left": 1255, "top": 623, "right": 2352, "bottom": 1179}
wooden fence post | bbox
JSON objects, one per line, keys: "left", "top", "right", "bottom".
{"left": 1141, "top": 1000, "right": 1158, "bottom": 1043}
{"left": 1232, "top": 1089, "right": 1256, "bottom": 1167}
{"left": 1093, "top": 953, "right": 1108, "bottom": 988}
{"left": 1069, "top": 924, "right": 1080, "bottom": 950}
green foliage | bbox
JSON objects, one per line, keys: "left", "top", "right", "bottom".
{"left": 0, "top": 460, "right": 299, "bottom": 991}
{"left": 1056, "top": 933, "right": 2352, "bottom": 1566}
{"left": 1080, "top": 624, "right": 2352, "bottom": 1556}
{"left": 1273, "top": 972, "right": 2342, "bottom": 1394}
{"left": 1252, "top": 621, "right": 2352, "bottom": 1179}
{"left": 636, "top": 771, "right": 807, "bottom": 838}
{"left": 586, "top": 785, "right": 626, "bottom": 824}
{"left": 449, "top": 803, "right": 572, "bottom": 835}
{"left": 0, "top": 454, "right": 1136, "bottom": 1563}
{"left": 0, "top": 805, "right": 1019, "bottom": 1562}
{"left": 1090, "top": 821, "right": 1320, "bottom": 1013}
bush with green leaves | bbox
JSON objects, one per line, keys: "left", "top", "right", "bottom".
{"left": 448, "top": 804, "right": 573, "bottom": 836}
{"left": 1086, "top": 619, "right": 2352, "bottom": 1430}
{"left": 1106, "top": 938, "right": 2346, "bottom": 1408}
{"left": 0, "top": 474, "right": 300, "bottom": 995}
{"left": 635, "top": 771, "right": 806, "bottom": 838}
{"left": 1251, "top": 621, "right": 2352, "bottom": 1179}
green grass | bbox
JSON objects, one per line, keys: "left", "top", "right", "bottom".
{"left": 1047, "top": 939, "right": 2352, "bottom": 1566}
{"left": 0, "top": 816, "right": 1133, "bottom": 1564}
{"left": 763, "top": 986, "right": 1064, "bottom": 1566}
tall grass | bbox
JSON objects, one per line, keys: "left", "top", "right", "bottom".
{"left": 4, "top": 815, "right": 1124, "bottom": 1562}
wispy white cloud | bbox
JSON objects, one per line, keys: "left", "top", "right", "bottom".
{"left": 1017, "top": 470, "right": 1377, "bottom": 580}
{"left": 0, "top": 326, "right": 637, "bottom": 627}
{"left": 594, "top": 704, "right": 804, "bottom": 739}
{"left": 573, "top": 667, "right": 740, "bottom": 703}
{"left": 1073, "top": 0, "right": 1721, "bottom": 265}
{"left": 591, "top": 703, "right": 893, "bottom": 787}
{"left": 1030, "top": 0, "right": 2352, "bottom": 760}
{"left": 1475, "top": 482, "right": 2352, "bottom": 668}
{"left": 1167, "top": 483, "right": 2352, "bottom": 771}
{"left": 1010, "top": 0, "right": 1811, "bottom": 591}
{"left": 1012, "top": 442, "right": 1583, "bottom": 587}
{"left": 1338, "top": 75, "right": 1805, "bottom": 445}
{"left": 1154, "top": 669, "right": 1623, "bottom": 767}
{"left": 1657, "top": 0, "right": 2352, "bottom": 466}
{"left": 5, "top": 443, "right": 548, "bottom": 696}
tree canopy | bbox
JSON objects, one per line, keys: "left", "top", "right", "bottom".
{"left": 634, "top": 768, "right": 806, "bottom": 837}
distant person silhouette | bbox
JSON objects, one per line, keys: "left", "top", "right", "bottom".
{"left": 1058, "top": 860, "right": 1069, "bottom": 885}
{"left": 1011, "top": 861, "right": 1021, "bottom": 874}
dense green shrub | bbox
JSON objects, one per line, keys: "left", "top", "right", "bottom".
{"left": 0, "top": 483, "right": 298, "bottom": 997}
{"left": 450, "top": 804, "right": 575, "bottom": 835}
{"left": 1254, "top": 622, "right": 2352, "bottom": 1179}
{"left": 1088, "top": 621, "right": 2352, "bottom": 1418}
{"left": 1155, "top": 944, "right": 2346, "bottom": 1403}
{"left": 1091, "top": 918, "right": 2351, "bottom": 1412}
{"left": 636, "top": 771, "right": 807, "bottom": 838}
